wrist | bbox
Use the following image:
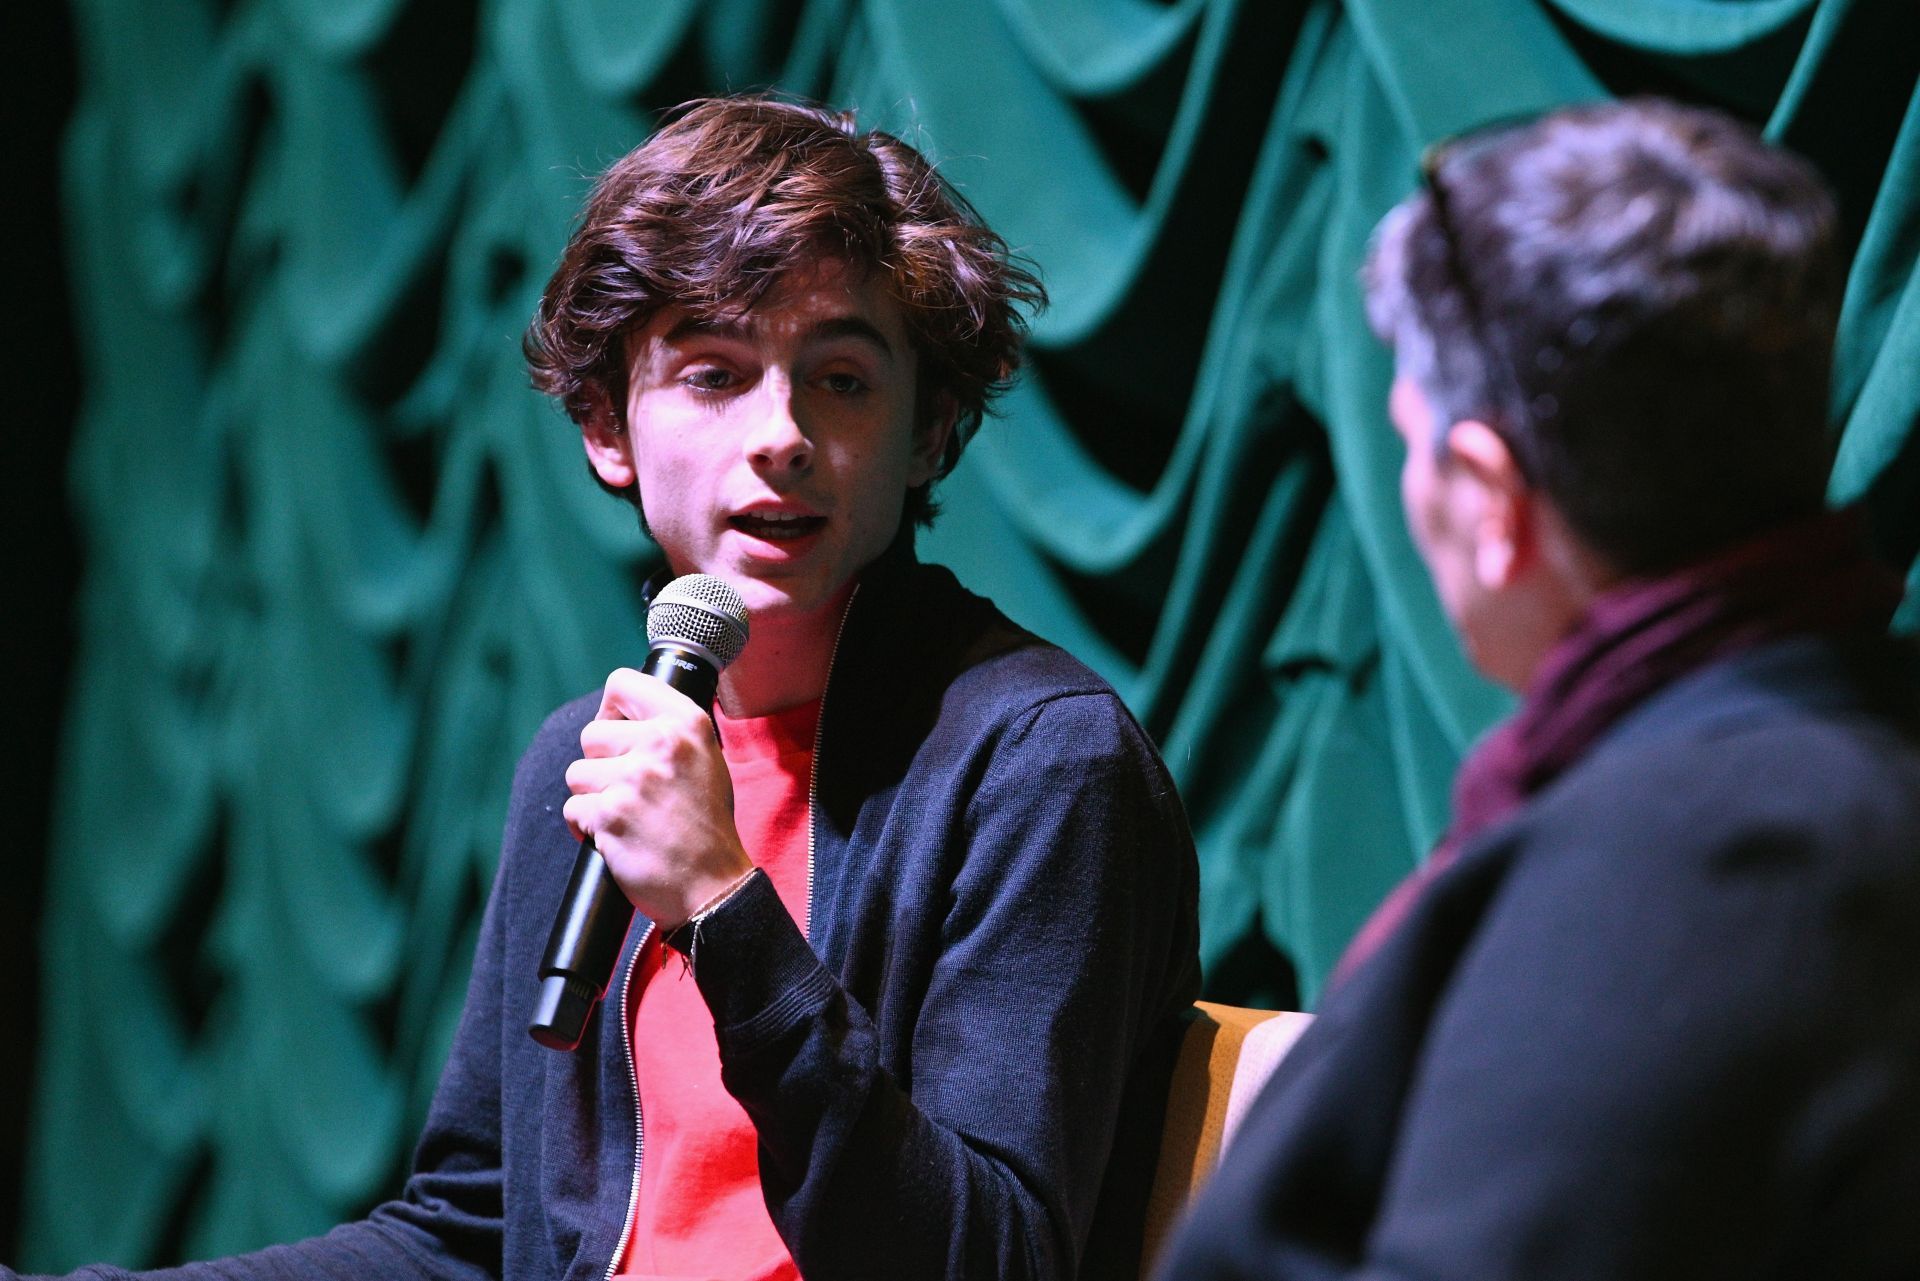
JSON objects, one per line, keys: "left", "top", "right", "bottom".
{"left": 664, "top": 866, "right": 762, "bottom": 963}
{"left": 684, "top": 865, "right": 759, "bottom": 926}
{"left": 653, "top": 835, "right": 755, "bottom": 930}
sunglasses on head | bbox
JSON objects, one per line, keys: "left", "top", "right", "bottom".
{"left": 1415, "top": 117, "right": 1553, "bottom": 480}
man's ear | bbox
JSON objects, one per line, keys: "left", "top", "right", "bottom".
{"left": 581, "top": 399, "right": 637, "bottom": 490}
{"left": 907, "top": 394, "right": 958, "bottom": 488}
{"left": 1444, "top": 418, "right": 1532, "bottom": 591}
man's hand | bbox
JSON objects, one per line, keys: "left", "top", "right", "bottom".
{"left": 562, "top": 667, "right": 755, "bottom": 929}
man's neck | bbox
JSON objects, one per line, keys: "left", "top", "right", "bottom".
{"left": 714, "top": 585, "right": 855, "bottom": 718}
{"left": 1492, "top": 503, "right": 1621, "bottom": 691}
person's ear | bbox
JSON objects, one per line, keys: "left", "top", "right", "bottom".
{"left": 1444, "top": 419, "right": 1532, "bottom": 591}
{"left": 907, "top": 394, "right": 957, "bottom": 488}
{"left": 582, "top": 396, "right": 637, "bottom": 490}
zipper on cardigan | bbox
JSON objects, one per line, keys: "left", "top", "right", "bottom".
{"left": 805, "top": 585, "right": 858, "bottom": 937}
{"left": 602, "top": 920, "right": 653, "bottom": 1281}
{"left": 604, "top": 581, "right": 854, "bottom": 1279}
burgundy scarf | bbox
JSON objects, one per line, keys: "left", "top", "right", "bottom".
{"left": 1330, "top": 508, "right": 1903, "bottom": 990}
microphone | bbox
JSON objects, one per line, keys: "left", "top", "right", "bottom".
{"left": 528, "top": 574, "right": 751, "bottom": 1051}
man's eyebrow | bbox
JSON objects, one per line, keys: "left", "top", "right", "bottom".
{"left": 805, "top": 316, "right": 896, "bottom": 359}
{"left": 661, "top": 315, "right": 751, "bottom": 346}
{"left": 658, "top": 313, "right": 896, "bottom": 360}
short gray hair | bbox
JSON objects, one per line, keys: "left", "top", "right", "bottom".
{"left": 1363, "top": 98, "right": 1841, "bottom": 572}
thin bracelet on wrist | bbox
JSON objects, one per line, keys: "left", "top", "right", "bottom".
{"left": 665, "top": 867, "right": 759, "bottom": 964}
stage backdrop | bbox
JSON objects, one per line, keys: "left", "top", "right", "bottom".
{"left": 28, "top": 0, "right": 1918, "bottom": 1267}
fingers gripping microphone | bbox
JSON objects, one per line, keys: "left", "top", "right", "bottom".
{"left": 529, "top": 574, "right": 750, "bottom": 1051}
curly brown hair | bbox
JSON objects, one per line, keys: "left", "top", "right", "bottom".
{"left": 524, "top": 94, "right": 1047, "bottom": 528}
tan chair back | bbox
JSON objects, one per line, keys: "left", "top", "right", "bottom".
{"left": 1139, "top": 1002, "right": 1313, "bottom": 1277}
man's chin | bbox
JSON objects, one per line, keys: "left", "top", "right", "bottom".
{"left": 728, "top": 574, "right": 844, "bottom": 626}
{"left": 665, "top": 550, "right": 861, "bottom": 630}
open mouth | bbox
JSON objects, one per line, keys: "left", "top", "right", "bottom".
{"left": 730, "top": 512, "right": 827, "bottom": 542}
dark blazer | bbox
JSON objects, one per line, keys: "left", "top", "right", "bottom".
{"left": 1159, "top": 632, "right": 1920, "bottom": 1281}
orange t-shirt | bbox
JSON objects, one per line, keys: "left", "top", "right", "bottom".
{"left": 612, "top": 697, "right": 818, "bottom": 1281}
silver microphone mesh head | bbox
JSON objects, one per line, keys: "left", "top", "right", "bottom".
{"left": 647, "top": 574, "right": 750, "bottom": 669}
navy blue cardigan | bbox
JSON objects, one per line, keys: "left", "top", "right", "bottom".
{"left": 1159, "top": 633, "right": 1920, "bottom": 1280}
{"left": 34, "top": 556, "right": 1199, "bottom": 1281}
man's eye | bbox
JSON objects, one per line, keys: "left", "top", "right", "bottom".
{"left": 685, "top": 367, "right": 737, "bottom": 393}
{"left": 820, "top": 372, "right": 868, "bottom": 395}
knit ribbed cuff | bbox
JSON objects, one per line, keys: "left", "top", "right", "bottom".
{"left": 686, "top": 869, "right": 837, "bottom": 1052}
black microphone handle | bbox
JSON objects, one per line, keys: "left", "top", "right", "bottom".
{"left": 528, "top": 643, "right": 721, "bottom": 1051}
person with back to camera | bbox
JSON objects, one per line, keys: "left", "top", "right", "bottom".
{"left": 9, "top": 94, "right": 1200, "bottom": 1281}
{"left": 1157, "top": 97, "right": 1920, "bottom": 1280}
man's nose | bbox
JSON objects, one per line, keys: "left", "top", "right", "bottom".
{"left": 744, "top": 383, "right": 813, "bottom": 473}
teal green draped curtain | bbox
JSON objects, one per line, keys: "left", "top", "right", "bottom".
{"left": 28, "top": 0, "right": 1917, "bottom": 1267}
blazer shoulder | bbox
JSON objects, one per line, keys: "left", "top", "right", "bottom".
{"left": 1512, "top": 647, "right": 1920, "bottom": 894}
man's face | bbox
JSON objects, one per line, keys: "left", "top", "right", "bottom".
{"left": 590, "top": 263, "right": 945, "bottom": 627}
{"left": 1391, "top": 372, "right": 1519, "bottom": 682}
{"left": 1390, "top": 374, "right": 1478, "bottom": 627}
{"left": 1390, "top": 372, "right": 1581, "bottom": 691}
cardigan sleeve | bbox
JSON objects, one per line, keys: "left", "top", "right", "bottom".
{"left": 688, "top": 689, "right": 1200, "bottom": 1281}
